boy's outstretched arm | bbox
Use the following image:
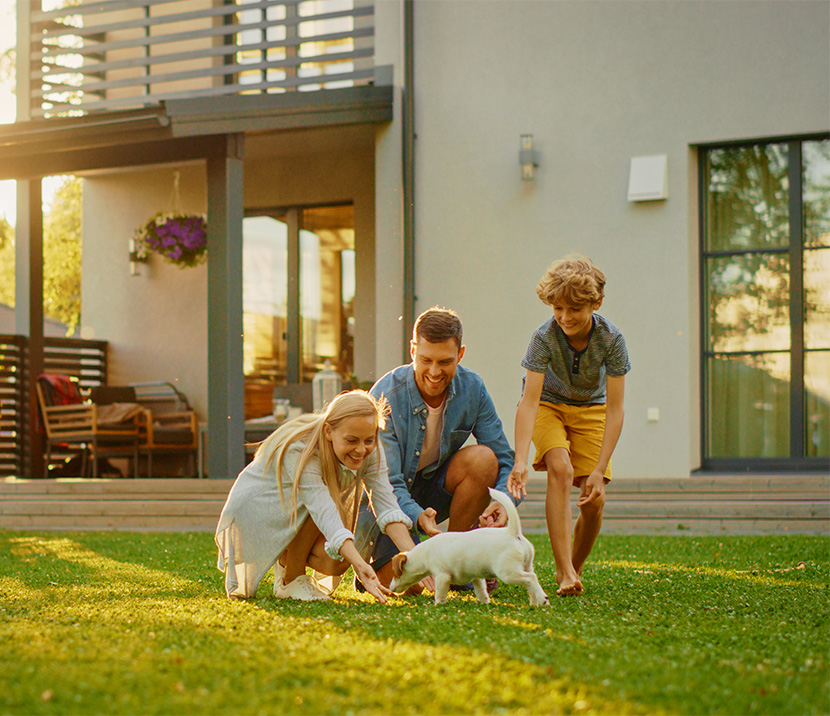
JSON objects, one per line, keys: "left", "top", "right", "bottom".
{"left": 508, "top": 370, "right": 545, "bottom": 500}
{"left": 578, "top": 375, "right": 625, "bottom": 506}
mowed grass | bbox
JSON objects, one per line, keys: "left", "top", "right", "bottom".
{"left": 0, "top": 530, "right": 827, "bottom": 716}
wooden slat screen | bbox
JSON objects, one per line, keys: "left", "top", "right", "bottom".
{"left": 28, "top": 0, "right": 376, "bottom": 117}
{"left": 43, "top": 337, "right": 109, "bottom": 390}
{"left": 0, "top": 336, "right": 108, "bottom": 476}
{"left": 0, "top": 336, "right": 27, "bottom": 477}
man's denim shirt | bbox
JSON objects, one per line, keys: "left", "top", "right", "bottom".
{"left": 369, "top": 363, "right": 518, "bottom": 527}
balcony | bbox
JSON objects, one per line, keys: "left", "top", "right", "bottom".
{"left": 22, "top": 0, "right": 378, "bottom": 119}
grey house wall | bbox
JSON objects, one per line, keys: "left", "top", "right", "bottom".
{"left": 392, "top": 0, "right": 829, "bottom": 478}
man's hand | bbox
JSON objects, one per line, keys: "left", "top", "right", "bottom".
{"left": 478, "top": 501, "right": 508, "bottom": 528}
{"left": 577, "top": 470, "right": 606, "bottom": 507}
{"left": 417, "top": 507, "right": 441, "bottom": 536}
{"left": 507, "top": 464, "right": 528, "bottom": 500}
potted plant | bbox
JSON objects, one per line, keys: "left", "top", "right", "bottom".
{"left": 134, "top": 213, "right": 207, "bottom": 268}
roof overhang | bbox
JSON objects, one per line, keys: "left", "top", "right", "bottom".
{"left": 0, "top": 85, "right": 393, "bottom": 180}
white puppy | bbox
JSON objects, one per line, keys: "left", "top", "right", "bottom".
{"left": 389, "top": 488, "right": 549, "bottom": 606}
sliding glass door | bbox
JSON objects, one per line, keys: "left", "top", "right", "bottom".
{"left": 243, "top": 204, "right": 355, "bottom": 388}
{"left": 700, "top": 137, "right": 829, "bottom": 469}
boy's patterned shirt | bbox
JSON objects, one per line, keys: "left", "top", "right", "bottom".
{"left": 521, "top": 313, "right": 631, "bottom": 405}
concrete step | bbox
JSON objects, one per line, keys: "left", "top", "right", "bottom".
{"left": 1, "top": 475, "right": 827, "bottom": 534}
{"left": 516, "top": 475, "right": 829, "bottom": 535}
{"left": 0, "top": 514, "right": 220, "bottom": 531}
{"left": 0, "top": 477, "right": 233, "bottom": 531}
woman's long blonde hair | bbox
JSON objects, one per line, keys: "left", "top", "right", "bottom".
{"left": 254, "top": 390, "right": 389, "bottom": 526}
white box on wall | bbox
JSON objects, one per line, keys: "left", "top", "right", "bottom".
{"left": 628, "top": 154, "right": 668, "bottom": 201}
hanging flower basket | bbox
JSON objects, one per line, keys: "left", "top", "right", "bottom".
{"left": 134, "top": 212, "right": 207, "bottom": 268}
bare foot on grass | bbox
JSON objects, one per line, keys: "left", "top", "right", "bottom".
{"left": 556, "top": 576, "right": 583, "bottom": 596}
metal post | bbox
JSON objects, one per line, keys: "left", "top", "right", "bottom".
{"left": 207, "top": 134, "right": 246, "bottom": 479}
{"left": 16, "top": 179, "right": 44, "bottom": 479}
{"left": 401, "top": 0, "right": 416, "bottom": 359}
{"left": 286, "top": 208, "right": 301, "bottom": 384}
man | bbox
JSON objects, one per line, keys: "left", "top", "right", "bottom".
{"left": 359, "top": 307, "right": 516, "bottom": 588}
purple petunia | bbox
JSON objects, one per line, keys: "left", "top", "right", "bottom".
{"left": 135, "top": 213, "right": 208, "bottom": 268}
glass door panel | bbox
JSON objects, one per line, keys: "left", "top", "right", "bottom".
{"left": 300, "top": 205, "right": 355, "bottom": 379}
{"left": 243, "top": 215, "right": 288, "bottom": 382}
{"left": 705, "top": 253, "right": 790, "bottom": 352}
{"left": 706, "top": 354, "right": 790, "bottom": 458}
{"left": 705, "top": 143, "right": 789, "bottom": 252}
{"left": 805, "top": 351, "right": 830, "bottom": 457}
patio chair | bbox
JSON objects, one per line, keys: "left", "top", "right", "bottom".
{"left": 94, "top": 383, "right": 198, "bottom": 477}
{"left": 36, "top": 375, "right": 140, "bottom": 478}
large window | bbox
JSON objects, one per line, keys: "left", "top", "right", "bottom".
{"left": 243, "top": 204, "right": 355, "bottom": 386}
{"left": 700, "top": 136, "right": 830, "bottom": 469}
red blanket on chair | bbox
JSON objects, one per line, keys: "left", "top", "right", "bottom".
{"left": 39, "top": 374, "right": 83, "bottom": 406}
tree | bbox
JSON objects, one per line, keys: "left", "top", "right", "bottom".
{"left": 43, "top": 176, "right": 82, "bottom": 333}
{"left": 0, "top": 214, "right": 14, "bottom": 308}
{"left": 0, "top": 176, "right": 82, "bottom": 335}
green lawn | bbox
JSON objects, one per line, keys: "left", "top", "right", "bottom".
{"left": 1, "top": 530, "right": 827, "bottom": 716}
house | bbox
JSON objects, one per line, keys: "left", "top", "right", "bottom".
{"left": 1, "top": 0, "right": 827, "bottom": 480}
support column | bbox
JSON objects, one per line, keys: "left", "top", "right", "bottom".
{"left": 206, "top": 134, "right": 245, "bottom": 479}
{"left": 16, "top": 179, "right": 44, "bottom": 478}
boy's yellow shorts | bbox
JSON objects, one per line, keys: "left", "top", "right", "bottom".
{"left": 531, "top": 401, "right": 611, "bottom": 484}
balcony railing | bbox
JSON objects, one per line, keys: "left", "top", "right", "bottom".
{"left": 25, "top": 0, "right": 376, "bottom": 118}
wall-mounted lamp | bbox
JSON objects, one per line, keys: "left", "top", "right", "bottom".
{"left": 129, "top": 238, "right": 148, "bottom": 276}
{"left": 519, "top": 134, "right": 540, "bottom": 181}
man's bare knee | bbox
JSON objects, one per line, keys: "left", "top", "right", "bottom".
{"left": 446, "top": 446, "right": 498, "bottom": 492}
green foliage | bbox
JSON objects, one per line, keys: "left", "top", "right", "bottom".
{"left": 0, "top": 215, "right": 13, "bottom": 307}
{"left": 0, "top": 532, "right": 827, "bottom": 716}
{"left": 43, "top": 176, "right": 82, "bottom": 333}
{"left": 0, "top": 177, "right": 82, "bottom": 334}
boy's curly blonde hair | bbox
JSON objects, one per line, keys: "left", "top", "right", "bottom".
{"left": 536, "top": 254, "right": 606, "bottom": 307}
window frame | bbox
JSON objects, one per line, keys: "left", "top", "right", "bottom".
{"left": 697, "top": 132, "right": 830, "bottom": 472}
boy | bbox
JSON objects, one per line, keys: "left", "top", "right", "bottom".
{"left": 507, "top": 255, "right": 630, "bottom": 596}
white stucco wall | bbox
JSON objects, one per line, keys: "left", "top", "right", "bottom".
{"left": 404, "top": 0, "right": 830, "bottom": 477}
{"left": 82, "top": 164, "right": 208, "bottom": 418}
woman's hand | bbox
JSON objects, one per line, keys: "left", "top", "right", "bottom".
{"left": 353, "top": 562, "right": 393, "bottom": 604}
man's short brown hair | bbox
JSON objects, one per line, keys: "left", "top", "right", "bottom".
{"left": 536, "top": 255, "right": 606, "bottom": 307}
{"left": 413, "top": 307, "right": 463, "bottom": 349}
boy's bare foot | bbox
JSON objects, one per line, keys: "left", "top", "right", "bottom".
{"left": 556, "top": 577, "right": 583, "bottom": 596}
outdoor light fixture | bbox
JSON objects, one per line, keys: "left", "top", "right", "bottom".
{"left": 519, "top": 134, "right": 539, "bottom": 180}
{"left": 129, "top": 237, "right": 148, "bottom": 276}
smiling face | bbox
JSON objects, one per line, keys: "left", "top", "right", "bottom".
{"left": 552, "top": 300, "right": 601, "bottom": 344}
{"left": 324, "top": 415, "right": 378, "bottom": 471}
{"left": 410, "top": 337, "right": 465, "bottom": 408}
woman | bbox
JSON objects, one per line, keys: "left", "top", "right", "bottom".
{"left": 215, "top": 390, "right": 417, "bottom": 603}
